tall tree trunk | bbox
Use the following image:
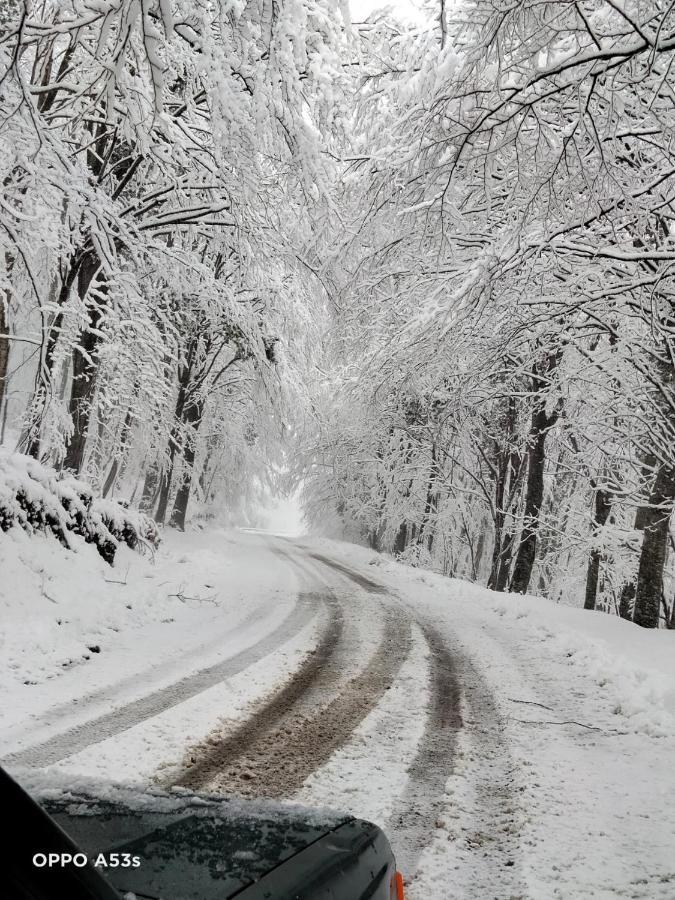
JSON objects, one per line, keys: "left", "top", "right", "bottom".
{"left": 474, "top": 529, "right": 486, "bottom": 580}
{"left": 619, "top": 582, "right": 636, "bottom": 620}
{"left": 633, "top": 462, "right": 675, "bottom": 628}
{"left": 488, "top": 396, "right": 521, "bottom": 591}
{"left": 510, "top": 351, "right": 561, "bottom": 595}
{"left": 616, "top": 454, "right": 657, "bottom": 618}
{"left": 393, "top": 521, "right": 408, "bottom": 555}
{"left": 169, "top": 398, "right": 205, "bottom": 530}
{"left": 488, "top": 453, "right": 508, "bottom": 590}
{"left": 102, "top": 404, "right": 135, "bottom": 498}
{"left": 139, "top": 461, "right": 161, "bottom": 513}
{"left": 198, "top": 441, "right": 216, "bottom": 496}
{"left": 510, "top": 421, "right": 547, "bottom": 594}
{"left": 155, "top": 353, "right": 193, "bottom": 524}
{"left": 169, "top": 443, "right": 195, "bottom": 531}
{"left": 62, "top": 254, "right": 105, "bottom": 473}
{"left": 155, "top": 425, "right": 179, "bottom": 526}
{"left": 24, "top": 254, "right": 90, "bottom": 460}
{"left": 0, "top": 295, "right": 9, "bottom": 416}
{"left": 417, "top": 444, "right": 438, "bottom": 553}
{"left": 583, "top": 485, "right": 612, "bottom": 611}
{"left": 0, "top": 248, "right": 14, "bottom": 415}
{"left": 632, "top": 354, "right": 675, "bottom": 628}
{"left": 495, "top": 528, "right": 516, "bottom": 591}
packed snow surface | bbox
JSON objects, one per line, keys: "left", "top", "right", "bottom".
{"left": 2, "top": 527, "right": 674, "bottom": 899}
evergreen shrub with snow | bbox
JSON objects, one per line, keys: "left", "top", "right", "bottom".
{"left": 0, "top": 450, "right": 160, "bottom": 564}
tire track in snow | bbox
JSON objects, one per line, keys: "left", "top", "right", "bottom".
{"left": 14, "top": 598, "right": 274, "bottom": 735}
{"left": 295, "top": 548, "right": 524, "bottom": 891}
{"left": 172, "top": 595, "right": 411, "bottom": 797}
{"left": 305, "top": 551, "right": 389, "bottom": 594}
{"left": 400, "top": 626, "right": 527, "bottom": 899}
{"left": 2, "top": 592, "right": 321, "bottom": 768}
{"left": 386, "top": 622, "right": 463, "bottom": 878}
{"left": 284, "top": 550, "right": 463, "bottom": 876}
{"left": 172, "top": 590, "right": 343, "bottom": 792}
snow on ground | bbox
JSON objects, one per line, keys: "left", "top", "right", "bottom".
{"left": 305, "top": 537, "right": 675, "bottom": 737}
{"left": 48, "top": 605, "right": 326, "bottom": 784}
{"left": 302, "top": 536, "right": 675, "bottom": 899}
{"left": 0, "top": 528, "right": 299, "bottom": 755}
{"left": 296, "top": 622, "right": 431, "bottom": 823}
{"left": 3, "top": 525, "right": 675, "bottom": 898}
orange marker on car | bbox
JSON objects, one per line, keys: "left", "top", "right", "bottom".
{"left": 392, "top": 870, "right": 405, "bottom": 899}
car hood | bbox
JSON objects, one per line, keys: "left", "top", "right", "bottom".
{"left": 26, "top": 774, "right": 351, "bottom": 899}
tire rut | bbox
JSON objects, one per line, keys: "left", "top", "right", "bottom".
{"left": 390, "top": 622, "right": 526, "bottom": 897}
{"left": 387, "top": 623, "right": 463, "bottom": 875}
{"left": 3, "top": 593, "right": 318, "bottom": 768}
{"left": 305, "top": 552, "right": 389, "bottom": 594}
{"left": 15, "top": 600, "right": 273, "bottom": 733}
{"left": 296, "top": 547, "right": 524, "bottom": 891}
{"left": 172, "top": 601, "right": 411, "bottom": 798}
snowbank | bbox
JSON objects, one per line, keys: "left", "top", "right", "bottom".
{"left": 0, "top": 449, "right": 159, "bottom": 564}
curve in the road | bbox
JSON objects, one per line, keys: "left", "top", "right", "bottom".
{"left": 286, "top": 548, "right": 524, "bottom": 891}
{"left": 305, "top": 551, "right": 390, "bottom": 594}
{"left": 173, "top": 595, "right": 412, "bottom": 797}
{"left": 2, "top": 592, "right": 322, "bottom": 768}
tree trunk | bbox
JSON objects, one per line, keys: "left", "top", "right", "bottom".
{"left": 62, "top": 255, "right": 105, "bottom": 473}
{"left": 0, "top": 294, "right": 9, "bottom": 415}
{"left": 169, "top": 397, "right": 205, "bottom": 530}
{"left": 510, "top": 351, "right": 561, "bottom": 595}
{"left": 583, "top": 485, "right": 612, "bottom": 611}
{"left": 495, "top": 528, "right": 516, "bottom": 591}
{"left": 170, "top": 449, "right": 194, "bottom": 530}
{"left": 633, "top": 463, "right": 675, "bottom": 628}
{"left": 102, "top": 404, "right": 134, "bottom": 498}
{"left": 155, "top": 372, "right": 191, "bottom": 524}
{"left": 155, "top": 426, "right": 179, "bottom": 525}
{"left": 139, "top": 461, "right": 161, "bottom": 513}
{"left": 488, "top": 445, "right": 510, "bottom": 589}
{"left": 2, "top": 219, "right": 17, "bottom": 419}
{"left": 474, "top": 529, "right": 486, "bottom": 580}
{"left": 488, "top": 396, "right": 521, "bottom": 591}
{"left": 619, "top": 582, "right": 635, "bottom": 620}
{"left": 417, "top": 445, "right": 438, "bottom": 553}
{"left": 24, "top": 263, "right": 81, "bottom": 459}
{"left": 510, "top": 425, "right": 547, "bottom": 594}
{"left": 393, "top": 521, "right": 408, "bottom": 555}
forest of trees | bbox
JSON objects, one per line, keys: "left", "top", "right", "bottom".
{"left": 2, "top": 0, "right": 675, "bottom": 628}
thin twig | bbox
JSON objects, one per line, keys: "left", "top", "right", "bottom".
{"left": 507, "top": 697, "right": 554, "bottom": 712}
{"left": 104, "top": 564, "right": 130, "bottom": 585}
{"left": 510, "top": 717, "right": 602, "bottom": 731}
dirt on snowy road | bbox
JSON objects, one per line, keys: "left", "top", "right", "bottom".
{"left": 5, "top": 534, "right": 519, "bottom": 894}
{"left": 3, "top": 588, "right": 317, "bottom": 769}
{"left": 169, "top": 541, "right": 504, "bottom": 886}
{"left": 7, "top": 531, "right": 670, "bottom": 898}
{"left": 173, "top": 549, "right": 413, "bottom": 795}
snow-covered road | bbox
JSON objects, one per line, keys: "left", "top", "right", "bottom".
{"left": 2, "top": 528, "right": 674, "bottom": 898}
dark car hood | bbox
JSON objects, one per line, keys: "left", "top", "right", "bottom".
{"left": 27, "top": 775, "right": 351, "bottom": 899}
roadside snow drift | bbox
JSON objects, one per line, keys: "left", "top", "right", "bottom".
{"left": 0, "top": 449, "right": 158, "bottom": 564}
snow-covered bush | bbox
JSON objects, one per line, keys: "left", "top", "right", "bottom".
{"left": 0, "top": 450, "right": 160, "bottom": 564}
